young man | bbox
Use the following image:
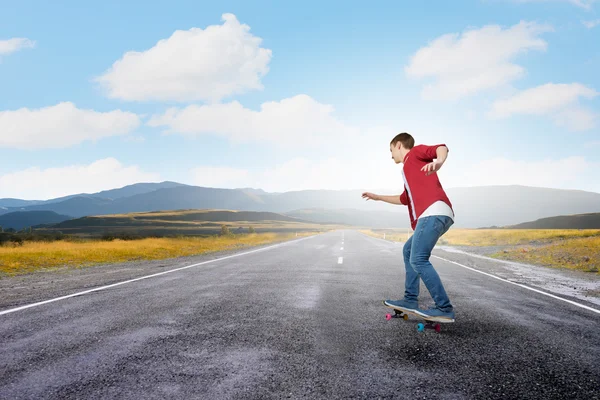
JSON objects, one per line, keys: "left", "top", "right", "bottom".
{"left": 361, "top": 132, "right": 455, "bottom": 320}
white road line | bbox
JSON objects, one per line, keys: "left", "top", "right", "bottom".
{"left": 341, "top": 247, "right": 344, "bottom": 250}
{"left": 0, "top": 234, "right": 319, "bottom": 317}
{"left": 358, "top": 231, "right": 600, "bottom": 315}
{"left": 338, "top": 257, "right": 343, "bottom": 264}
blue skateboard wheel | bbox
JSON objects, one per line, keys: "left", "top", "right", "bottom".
{"left": 417, "top": 323, "right": 425, "bottom": 332}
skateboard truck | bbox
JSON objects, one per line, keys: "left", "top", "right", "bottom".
{"left": 385, "top": 308, "right": 443, "bottom": 333}
{"left": 385, "top": 309, "right": 408, "bottom": 321}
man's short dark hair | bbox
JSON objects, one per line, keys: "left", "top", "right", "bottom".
{"left": 390, "top": 132, "right": 414, "bottom": 149}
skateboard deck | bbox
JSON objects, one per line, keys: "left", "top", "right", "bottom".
{"left": 383, "top": 301, "right": 454, "bottom": 333}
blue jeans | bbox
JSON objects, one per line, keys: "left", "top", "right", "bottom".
{"left": 403, "top": 215, "right": 454, "bottom": 312}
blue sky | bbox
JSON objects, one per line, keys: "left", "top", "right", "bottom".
{"left": 1, "top": 0, "right": 599, "bottom": 199}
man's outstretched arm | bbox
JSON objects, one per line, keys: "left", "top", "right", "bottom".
{"left": 379, "top": 189, "right": 408, "bottom": 205}
{"left": 378, "top": 195, "right": 403, "bottom": 205}
{"left": 362, "top": 190, "right": 407, "bottom": 205}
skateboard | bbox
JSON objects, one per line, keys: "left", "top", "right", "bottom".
{"left": 383, "top": 301, "right": 454, "bottom": 333}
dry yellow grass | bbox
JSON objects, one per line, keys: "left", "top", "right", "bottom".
{"left": 439, "top": 229, "right": 600, "bottom": 246}
{"left": 0, "top": 232, "right": 318, "bottom": 277}
{"left": 360, "top": 228, "right": 600, "bottom": 273}
{"left": 361, "top": 228, "right": 600, "bottom": 246}
{"left": 490, "top": 236, "right": 600, "bottom": 273}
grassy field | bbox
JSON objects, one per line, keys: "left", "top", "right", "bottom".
{"left": 4, "top": 220, "right": 599, "bottom": 277}
{"left": 490, "top": 236, "right": 599, "bottom": 273}
{"left": 361, "top": 228, "right": 600, "bottom": 274}
{"left": 0, "top": 231, "right": 319, "bottom": 277}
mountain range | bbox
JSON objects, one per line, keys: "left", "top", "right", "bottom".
{"left": 507, "top": 213, "right": 600, "bottom": 229}
{"left": 1, "top": 182, "right": 600, "bottom": 230}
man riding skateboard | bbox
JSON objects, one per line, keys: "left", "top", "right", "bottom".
{"left": 362, "top": 132, "right": 455, "bottom": 321}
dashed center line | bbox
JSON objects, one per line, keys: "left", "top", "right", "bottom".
{"left": 338, "top": 257, "right": 343, "bottom": 264}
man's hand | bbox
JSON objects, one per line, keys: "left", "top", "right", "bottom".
{"left": 421, "top": 160, "right": 443, "bottom": 176}
{"left": 361, "top": 192, "right": 380, "bottom": 201}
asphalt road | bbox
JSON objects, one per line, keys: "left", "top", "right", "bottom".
{"left": 1, "top": 230, "right": 599, "bottom": 399}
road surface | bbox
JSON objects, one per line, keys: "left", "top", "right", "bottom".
{"left": 1, "top": 230, "right": 599, "bottom": 399}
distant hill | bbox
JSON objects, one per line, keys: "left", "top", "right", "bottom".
{"left": 0, "top": 211, "right": 73, "bottom": 230}
{"left": 0, "top": 198, "right": 44, "bottom": 208}
{"left": 90, "top": 181, "right": 187, "bottom": 200}
{"left": 3, "top": 197, "right": 115, "bottom": 218}
{"left": 53, "top": 209, "right": 306, "bottom": 229}
{"left": 2, "top": 182, "right": 600, "bottom": 228}
{"left": 41, "top": 209, "right": 321, "bottom": 236}
{"left": 507, "top": 213, "right": 600, "bottom": 229}
{"left": 3, "top": 181, "right": 187, "bottom": 207}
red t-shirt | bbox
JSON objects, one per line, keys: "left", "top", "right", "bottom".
{"left": 399, "top": 144, "right": 454, "bottom": 230}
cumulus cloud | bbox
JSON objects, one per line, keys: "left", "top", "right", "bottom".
{"left": 95, "top": 13, "right": 272, "bottom": 102}
{"left": 190, "top": 153, "right": 405, "bottom": 193}
{"left": 0, "top": 158, "right": 160, "bottom": 200}
{"left": 489, "top": 83, "right": 598, "bottom": 130}
{"left": 564, "top": 0, "right": 596, "bottom": 8}
{"left": 148, "top": 94, "right": 360, "bottom": 147}
{"left": 0, "top": 102, "right": 141, "bottom": 149}
{"left": 189, "top": 151, "right": 600, "bottom": 195}
{"left": 514, "top": 0, "right": 597, "bottom": 10}
{"left": 582, "top": 19, "right": 600, "bottom": 28}
{"left": 0, "top": 38, "right": 35, "bottom": 56}
{"left": 405, "top": 21, "right": 552, "bottom": 100}
{"left": 442, "top": 156, "right": 600, "bottom": 192}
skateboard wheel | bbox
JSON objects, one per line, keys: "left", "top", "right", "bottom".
{"left": 435, "top": 324, "right": 441, "bottom": 333}
{"left": 403, "top": 314, "right": 409, "bottom": 321}
{"left": 417, "top": 323, "right": 425, "bottom": 332}
{"left": 385, "top": 313, "right": 392, "bottom": 321}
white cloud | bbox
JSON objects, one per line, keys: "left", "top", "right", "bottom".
{"left": 489, "top": 83, "right": 598, "bottom": 130}
{"left": 515, "top": 0, "right": 597, "bottom": 10}
{"left": 0, "top": 102, "right": 140, "bottom": 149}
{"left": 443, "top": 156, "right": 600, "bottom": 192}
{"left": 148, "top": 94, "right": 360, "bottom": 147}
{"left": 583, "top": 19, "right": 600, "bottom": 28}
{"left": 95, "top": 13, "right": 272, "bottom": 102}
{"left": 258, "top": 158, "right": 367, "bottom": 191}
{"left": 189, "top": 151, "right": 600, "bottom": 195}
{"left": 565, "top": 0, "right": 596, "bottom": 8}
{"left": 0, "top": 158, "right": 160, "bottom": 200}
{"left": 123, "top": 135, "right": 146, "bottom": 143}
{"left": 553, "top": 107, "right": 598, "bottom": 131}
{"left": 405, "top": 21, "right": 552, "bottom": 100}
{"left": 189, "top": 153, "right": 404, "bottom": 194}
{"left": 0, "top": 38, "right": 35, "bottom": 56}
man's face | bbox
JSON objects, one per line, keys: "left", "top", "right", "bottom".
{"left": 390, "top": 143, "right": 403, "bottom": 164}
